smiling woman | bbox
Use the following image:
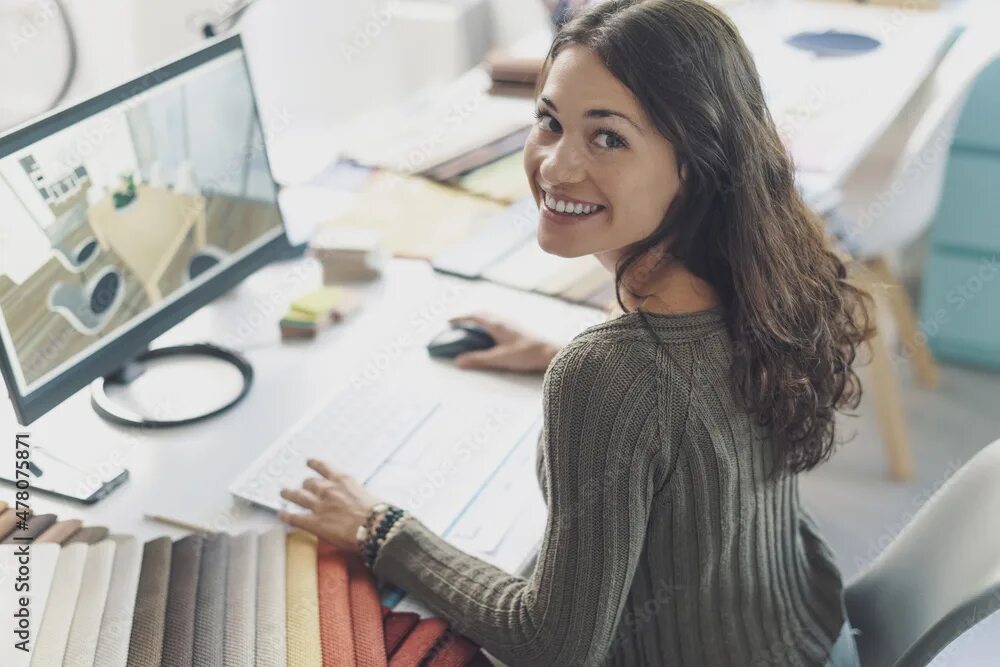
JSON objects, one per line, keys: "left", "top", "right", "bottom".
{"left": 280, "top": 1, "right": 873, "bottom": 665}
{"left": 525, "top": 44, "right": 683, "bottom": 261}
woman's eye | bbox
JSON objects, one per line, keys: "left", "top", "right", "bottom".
{"left": 536, "top": 112, "right": 560, "bottom": 133}
{"left": 594, "top": 131, "right": 626, "bottom": 150}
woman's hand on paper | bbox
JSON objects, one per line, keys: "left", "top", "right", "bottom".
{"left": 278, "top": 458, "right": 380, "bottom": 551}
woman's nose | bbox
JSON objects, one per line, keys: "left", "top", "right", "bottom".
{"left": 538, "top": 137, "right": 586, "bottom": 185}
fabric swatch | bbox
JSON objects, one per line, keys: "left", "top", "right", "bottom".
{"left": 0, "top": 508, "right": 24, "bottom": 541}
{"left": 2, "top": 513, "right": 56, "bottom": 544}
{"left": 383, "top": 611, "right": 420, "bottom": 658}
{"left": 0, "top": 543, "right": 59, "bottom": 667}
{"left": 317, "top": 542, "right": 354, "bottom": 666}
{"left": 31, "top": 542, "right": 89, "bottom": 666}
{"left": 127, "top": 536, "right": 172, "bottom": 667}
{"left": 95, "top": 535, "right": 144, "bottom": 667}
{"left": 194, "top": 532, "right": 229, "bottom": 666}
{"left": 35, "top": 519, "right": 83, "bottom": 544}
{"left": 426, "top": 632, "right": 482, "bottom": 666}
{"left": 388, "top": 618, "right": 449, "bottom": 667}
{"left": 225, "top": 530, "right": 258, "bottom": 666}
{"left": 64, "top": 537, "right": 117, "bottom": 665}
{"left": 286, "top": 530, "right": 322, "bottom": 666}
{"left": 349, "top": 554, "right": 387, "bottom": 667}
{"left": 66, "top": 526, "right": 110, "bottom": 544}
{"left": 256, "top": 526, "right": 286, "bottom": 667}
{"left": 162, "top": 534, "right": 204, "bottom": 666}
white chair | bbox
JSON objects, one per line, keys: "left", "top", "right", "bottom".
{"left": 831, "top": 29, "right": 1000, "bottom": 480}
{"left": 845, "top": 438, "right": 1000, "bottom": 666}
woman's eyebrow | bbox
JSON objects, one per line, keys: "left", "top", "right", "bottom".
{"left": 585, "top": 108, "right": 643, "bottom": 134}
{"left": 538, "top": 96, "right": 643, "bottom": 134}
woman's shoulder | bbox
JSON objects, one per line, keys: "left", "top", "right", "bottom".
{"left": 542, "top": 329, "right": 661, "bottom": 409}
{"left": 572, "top": 308, "right": 728, "bottom": 346}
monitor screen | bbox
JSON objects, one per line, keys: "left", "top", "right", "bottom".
{"left": 0, "top": 35, "right": 291, "bottom": 424}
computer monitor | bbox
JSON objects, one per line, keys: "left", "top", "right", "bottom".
{"left": 0, "top": 34, "right": 296, "bottom": 427}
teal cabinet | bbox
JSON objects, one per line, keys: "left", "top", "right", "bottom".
{"left": 920, "top": 251, "right": 1000, "bottom": 369}
{"left": 920, "top": 59, "right": 1000, "bottom": 370}
{"left": 933, "top": 153, "right": 1000, "bottom": 254}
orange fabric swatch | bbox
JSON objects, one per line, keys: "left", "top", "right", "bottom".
{"left": 383, "top": 611, "right": 420, "bottom": 658}
{"left": 318, "top": 542, "right": 355, "bottom": 666}
{"left": 349, "top": 555, "right": 388, "bottom": 667}
{"left": 426, "top": 632, "right": 482, "bottom": 666}
{"left": 388, "top": 617, "right": 448, "bottom": 667}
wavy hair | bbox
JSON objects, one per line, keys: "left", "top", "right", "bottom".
{"left": 544, "top": 0, "right": 875, "bottom": 475}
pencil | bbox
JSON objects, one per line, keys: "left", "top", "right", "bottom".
{"left": 143, "top": 513, "right": 213, "bottom": 534}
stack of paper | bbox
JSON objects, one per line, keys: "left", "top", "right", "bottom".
{"left": 455, "top": 150, "right": 533, "bottom": 203}
{"left": 319, "top": 171, "right": 504, "bottom": 259}
{"left": 431, "top": 197, "right": 538, "bottom": 278}
{"left": 310, "top": 226, "right": 385, "bottom": 283}
{"left": 481, "top": 239, "right": 609, "bottom": 304}
{"left": 335, "top": 68, "right": 535, "bottom": 175}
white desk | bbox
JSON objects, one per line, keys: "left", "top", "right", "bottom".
{"left": 731, "top": 0, "right": 959, "bottom": 187}
{"left": 268, "top": 1, "right": 961, "bottom": 208}
{"left": 0, "top": 258, "right": 605, "bottom": 577}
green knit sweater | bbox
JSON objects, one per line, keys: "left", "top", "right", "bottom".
{"left": 374, "top": 308, "right": 847, "bottom": 666}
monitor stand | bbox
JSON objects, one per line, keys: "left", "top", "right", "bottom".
{"left": 90, "top": 343, "right": 254, "bottom": 428}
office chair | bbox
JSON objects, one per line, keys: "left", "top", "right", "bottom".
{"left": 187, "top": 245, "right": 228, "bottom": 282}
{"left": 830, "top": 29, "right": 1000, "bottom": 480}
{"left": 844, "top": 438, "right": 1000, "bottom": 667}
{"left": 48, "top": 266, "right": 124, "bottom": 334}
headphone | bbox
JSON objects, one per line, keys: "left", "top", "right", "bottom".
{"left": 200, "top": 0, "right": 259, "bottom": 38}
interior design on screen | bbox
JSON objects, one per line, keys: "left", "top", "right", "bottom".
{"left": 0, "top": 53, "right": 283, "bottom": 391}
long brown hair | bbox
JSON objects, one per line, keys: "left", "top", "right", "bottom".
{"left": 544, "top": 0, "right": 874, "bottom": 475}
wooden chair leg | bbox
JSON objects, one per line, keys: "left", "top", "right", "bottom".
{"left": 852, "top": 262, "right": 915, "bottom": 482}
{"left": 868, "top": 322, "right": 915, "bottom": 481}
{"left": 867, "top": 255, "right": 941, "bottom": 389}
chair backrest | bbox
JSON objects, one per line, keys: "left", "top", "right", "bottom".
{"left": 845, "top": 28, "right": 1000, "bottom": 257}
{"left": 844, "top": 438, "right": 1000, "bottom": 667}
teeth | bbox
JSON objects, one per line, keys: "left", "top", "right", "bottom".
{"left": 543, "top": 191, "right": 600, "bottom": 215}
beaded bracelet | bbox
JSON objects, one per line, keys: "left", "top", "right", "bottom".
{"left": 356, "top": 503, "right": 411, "bottom": 569}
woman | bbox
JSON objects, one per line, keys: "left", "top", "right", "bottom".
{"left": 279, "top": 1, "right": 872, "bottom": 664}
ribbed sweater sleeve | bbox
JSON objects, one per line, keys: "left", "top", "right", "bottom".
{"left": 373, "top": 339, "right": 670, "bottom": 666}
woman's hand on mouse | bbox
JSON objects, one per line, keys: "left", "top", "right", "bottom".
{"left": 448, "top": 313, "right": 561, "bottom": 372}
{"left": 278, "top": 459, "right": 381, "bottom": 551}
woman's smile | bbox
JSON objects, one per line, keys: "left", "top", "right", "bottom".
{"left": 538, "top": 185, "right": 608, "bottom": 224}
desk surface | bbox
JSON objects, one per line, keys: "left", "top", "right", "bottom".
{"left": 0, "top": 258, "right": 605, "bottom": 575}
{"left": 733, "top": 0, "right": 959, "bottom": 185}
{"left": 267, "top": 0, "right": 961, "bottom": 203}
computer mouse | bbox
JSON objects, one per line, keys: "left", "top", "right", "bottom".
{"left": 427, "top": 323, "right": 497, "bottom": 358}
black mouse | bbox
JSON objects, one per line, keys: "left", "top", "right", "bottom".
{"left": 427, "top": 323, "right": 497, "bottom": 358}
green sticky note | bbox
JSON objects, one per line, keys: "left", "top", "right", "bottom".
{"left": 291, "top": 287, "right": 343, "bottom": 318}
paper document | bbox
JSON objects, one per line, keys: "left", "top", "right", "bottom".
{"left": 319, "top": 171, "right": 503, "bottom": 259}
{"left": 456, "top": 151, "right": 533, "bottom": 204}
{"left": 337, "top": 68, "right": 535, "bottom": 174}
{"left": 431, "top": 197, "right": 538, "bottom": 278}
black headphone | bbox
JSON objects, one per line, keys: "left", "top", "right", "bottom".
{"left": 201, "top": 0, "right": 259, "bottom": 38}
